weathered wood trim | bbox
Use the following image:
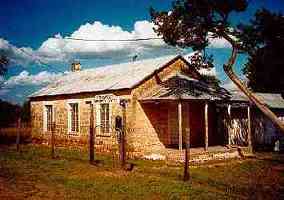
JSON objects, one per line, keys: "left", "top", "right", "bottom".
{"left": 247, "top": 105, "right": 252, "bottom": 150}
{"left": 227, "top": 104, "right": 232, "bottom": 145}
{"left": 205, "top": 102, "right": 209, "bottom": 151}
{"left": 178, "top": 101, "right": 183, "bottom": 151}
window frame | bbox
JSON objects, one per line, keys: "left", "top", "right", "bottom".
{"left": 67, "top": 101, "right": 80, "bottom": 135}
{"left": 96, "top": 102, "right": 112, "bottom": 137}
{"left": 43, "top": 103, "right": 55, "bottom": 132}
{"left": 100, "top": 103, "right": 110, "bottom": 135}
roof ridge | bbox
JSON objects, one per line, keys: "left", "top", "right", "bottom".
{"left": 30, "top": 54, "right": 180, "bottom": 98}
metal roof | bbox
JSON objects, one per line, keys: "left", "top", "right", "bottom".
{"left": 139, "top": 73, "right": 229, "bottom": 101}
{"left": 30, "top": 55, "right": 178, "bottom": 97}
{"left": 228, "top": 89, "right": 284, "bottom": 109}
{"left": 255, "top": 93, "right": 284, "bottom": 109}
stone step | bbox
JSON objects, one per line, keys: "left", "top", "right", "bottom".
{"left": 166, "top": 148, "right": 240, "bottom": 163}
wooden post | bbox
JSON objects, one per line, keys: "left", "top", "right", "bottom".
{"left": 89, "top": 102, "right": 95, "bottom": 163}
{"left": 120, "top": 100, "right": 127, "bottom": 168}
{"left": 51, "top": 122, "right": 55, "bottom": 159}
{"left": 183, "top": 128, "right": 190, "bottom": 181}
{"left": 227, "top": 104, "right": 232, "bottom": 146}
{"left": 247, "top": 105, "right": 252, "bottom": 151}
{"left": 16, "top": 117, "right": 21, "bottom": 152}
{"left": 178, "top": 101, "right": 183, "bottom": 151}
{"left": 204, "top": 102, "right": 209, "bottom": 151}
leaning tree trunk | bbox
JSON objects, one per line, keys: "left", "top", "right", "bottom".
{"left": 222, "top": 33, "right": 284, "bottom": 133}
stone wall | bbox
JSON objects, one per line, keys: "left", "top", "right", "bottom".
{"left": 30, "top": 57, "right": 203, "bottom": 158}
{"left": 31, "top": 91, "right": 132, "bottom": 151}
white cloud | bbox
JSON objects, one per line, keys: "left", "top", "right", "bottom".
{"left": 3, "top": 70, "right": 66, "bottom": 87}
{"left": 0, "top": 20, "right": 231, "bottom": 67}
{"left": 38, "top": 21, "right": 167, "bottom": 60}
{"left": 209, "top": 37, "right": 231, "bottom": 48}
{"left": 222, "top": 79, "right": 238, "bottom": 90}
{"left": 208, "top": 33, "right": 231, "bottom": 48}
{"left": 0, "top": 38, "right": 40, "bottom": 66}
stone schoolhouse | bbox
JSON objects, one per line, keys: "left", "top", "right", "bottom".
{"left": 29, "top": 55, "right": 284, "bottom": 160}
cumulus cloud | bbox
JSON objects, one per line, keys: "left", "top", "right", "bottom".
{"left": 222, "top": 79, "right": 238, "bottom": 90}
{"left": 0, "top": 20, "right": 232, "bottom": 66}
{"left": 3, "top": 70, "right": 66, "bottom": 87}
{"left": 0, "top": 38, "right": 40, "bottom": 66}
{"left": 38, "top": 21, "right": 166, "bottom": 60}
{"left": 208, "top": 36, "right": 231, "bottom": 48}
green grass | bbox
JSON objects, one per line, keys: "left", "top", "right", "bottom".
{"left": 0, "top": 145, "right": 283, "bottom": 200}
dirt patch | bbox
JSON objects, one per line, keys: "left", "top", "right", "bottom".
{"left": 0, "top": 177, "right": 23, "bottom": 200}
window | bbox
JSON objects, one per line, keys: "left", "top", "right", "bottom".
{"left": 69, "top": 103, "right": 79, "bottom": 133}
{"left": 44, "top": 105, "right": 53, "bottom": 131}
{"left": 100, "top": 103, "right": 110, "bottom": 134}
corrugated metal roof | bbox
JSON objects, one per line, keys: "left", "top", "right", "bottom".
{"left": 255, "top": 93, "right": 284, "bottom": 109}
{"left": 140, "top": 73, "right": 229, "bottom": 101}
{"left": 30, "top": 55, "right": 178, "bottom": 97}
{"left": 227, "top": 89, "right": 284, "bottom": 109}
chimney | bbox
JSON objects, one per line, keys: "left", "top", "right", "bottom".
{"left": 71, "top": 61, "right": 81, "bottom": 72}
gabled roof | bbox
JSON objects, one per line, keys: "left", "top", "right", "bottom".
{"left": 30, "top": 55, "right": 183, "bottom": 98}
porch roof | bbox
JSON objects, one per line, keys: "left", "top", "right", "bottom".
{"left": 139, "top": 73, "right": 230, "bottom": 102}
{"left": 228, "top": 89, "right": 284, "bottom": 109}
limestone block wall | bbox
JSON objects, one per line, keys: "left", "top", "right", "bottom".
{"left": 30, "top": 92, "right": 132, "bottom": 151}
{"left": 30, "top": 57, "right": 198, "bottom": 157}
{"left": 129, "top": 58, "right": 193, "bottom": 156}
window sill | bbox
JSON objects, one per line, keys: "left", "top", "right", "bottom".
{"left": 96, "top": 134, "right": 112, "bottom": 137}
{"left": 68, "top": 132, "right": 80, "bottom": 137}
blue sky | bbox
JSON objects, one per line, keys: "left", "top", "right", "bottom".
{"left": 0, "top": 0, "right": 284, "bottom": 104}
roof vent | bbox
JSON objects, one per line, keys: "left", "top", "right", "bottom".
{"left": 71, "top": 61, "right": 81, "bottom": 72}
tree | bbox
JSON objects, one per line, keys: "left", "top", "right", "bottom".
{"left": 240, "top": 9, "right": 284, "bottom": 93}
{"left": 0, "top": 54, "right": 8, "bottom": 76}
{"left": 21, "top": 101, "right": 31, "bottom": 123}
{"left": 150, "top": 0, "right": 284, "bottom": 132}
{"left": 0, "top": 99, "right": 21, "bottom": 127}
{"left": 0, "top": 52, "right": 9, "bottom": 88}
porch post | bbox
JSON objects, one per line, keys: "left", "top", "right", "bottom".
{"left": 204, "top": 102, "right": 209, "bottom": 151}
{"left": 178, "top": 101, "right": 183, "bottom": 151}
{"left": 247, "top": 105, "right": 252, "bottom": 150}
{"left": 227, "top": 104, "right": 231, "bottom": 146}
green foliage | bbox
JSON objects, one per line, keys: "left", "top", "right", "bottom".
{"left": 0, "top": 52, "right": 9, "bottom": 76}
{"left": 0, "top": 52, "right": 9, "bottom": 89}
{"left": 0, "top": 99, "right": 21, "bottom": 127}
{"left": 0, "top": 99, "right": 31, "bottom": 127}
{"left": 238, "top": 9, "right": 284, "bottom": 92}
{"left": 150, "top": 0, "right": 247, "bottom": 50}
{"left": 150, "top": 0, "right": 248, "bottom": 84}
{"left": 21, "top": 101, "right": 31, "bottom": 123}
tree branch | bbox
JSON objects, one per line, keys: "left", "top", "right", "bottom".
{"left": 221, "top": 32, "right": 284, "bottom": 133}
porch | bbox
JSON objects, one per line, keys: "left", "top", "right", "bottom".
{"left": 138, "top": 73, "right": 253, "bottom": 156}
{"left": 165, "top": 145, "right": 243, "bottom": 163}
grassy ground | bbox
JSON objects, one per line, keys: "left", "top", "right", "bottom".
{"left": 0, "top": 145, "right": 283, "bottom": 200}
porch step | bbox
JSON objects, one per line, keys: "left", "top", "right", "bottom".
{"left": 166, "top": 147, "right": 241, "bottom": 163}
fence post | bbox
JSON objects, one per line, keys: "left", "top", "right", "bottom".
{"left": 119, "top": 99, "right": 128, "bottom": 168}
{"left": 89, "top": 102, "right": 95, "bottom": 163}
{"left": 121, "top": 106, "right": 126, "bottom": 168}
{"left": 51, "top": 122, "right": 55, "bottom": 159}
{"left": 183, "top": 128, "right": 190, "bottom": 181}
{"left": 16, "top": 117, "right": 21, "bottom": 152}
